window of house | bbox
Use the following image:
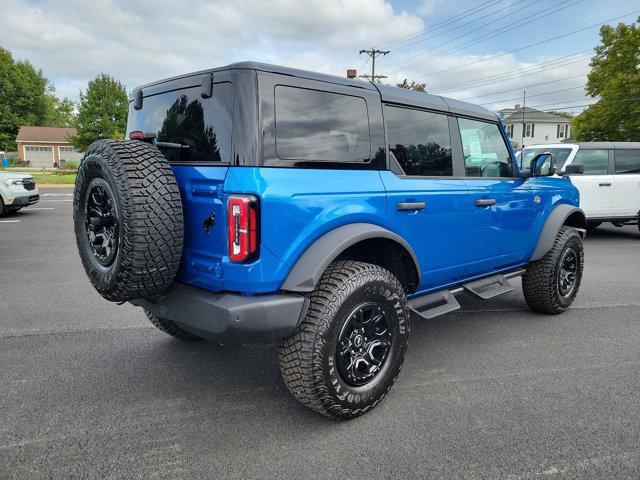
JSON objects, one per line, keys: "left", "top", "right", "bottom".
{"left": 614, "top": 150, "right": 640, "bottom": 174}
{"left": 127, "top": 82, "right": 234, "bottom": 163}
{"left": 458, "top": 118, "right": 514, "bottom": 177}
{"left": 523, "top": 123, "right": 535, "bottom": 138}
{"left": 505, "top": 124, "right": 514, "bottom": 138}
{"left": 557, "top": 124, "right": 569, "bottom": 138}
{"left": 59, "top": 146, "right": 76, "bottom": 153}
{"left": 384, "top": 105, "right": 452, "bottom": 176}
{"left": 274, "top": 86, "right": 371, "bottom": 163}
{"left": 25, "top": 146, "right": 53, "bottom": 152}
{"left": 573, "top": 149, "right": 609, "bottom": 175}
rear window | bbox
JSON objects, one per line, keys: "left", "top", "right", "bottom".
{"left": 127, "top": 82, "right": 233, "bottom": 163}
{"left": 614, "top": 150, "right": 640, "bottom": 174}
{"left": 274, "top": 86, "right": 371, "bottom": 163}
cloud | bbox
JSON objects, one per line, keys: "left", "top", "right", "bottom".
{"left": 0, "top": 0, "right": 594, "bottom": 114}
{"left": 0, "top": 0, "right": 422, "bottom": 99}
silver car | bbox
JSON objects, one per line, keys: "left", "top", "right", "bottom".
{"left": 0, "top": 171, "right": 40, "bottom": 215}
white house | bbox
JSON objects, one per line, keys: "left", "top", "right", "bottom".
{"left": 499, "top": 106, "right": 572, "bottom": 150}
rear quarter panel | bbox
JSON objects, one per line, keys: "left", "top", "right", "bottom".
{"left": 223, "top": 167, "right": 388, "bottom": 293}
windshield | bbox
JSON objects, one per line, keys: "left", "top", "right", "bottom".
{"left": 520, "top": 147, "right": 573, "bottom": 170}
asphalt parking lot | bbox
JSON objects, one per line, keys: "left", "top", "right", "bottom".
{"left": 1, "top": 187, "right": 639, "bottom": 479}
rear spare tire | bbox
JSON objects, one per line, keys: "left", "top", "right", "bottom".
{"left": 73, "top": 139, "right": 183, "bottom": 302}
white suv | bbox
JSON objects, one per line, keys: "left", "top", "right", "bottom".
{"left": 0, "top": 171, "right": 40, "bottom": 215}
{"left": 521, "top": 143, "right": 640, "bottom": 230}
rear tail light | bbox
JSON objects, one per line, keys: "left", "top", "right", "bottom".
{"left": 227, "top": 194, "right": 259, "bottom": 263}
{"left": 129, "top": 131, "right": 145, "bottom": 139}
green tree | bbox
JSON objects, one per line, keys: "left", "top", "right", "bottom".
{"left": 397, "top": 79, "right": 427, "bottom": 93}
{"left": 44, "top": 95, "right": 75, "bottom": 127}
{"left": 572, "top": 18, "right": 640, "bottom": 141}
{"left": 0, "top": 47, "right": 49, "bottom": 150}
{"left": 69, "top": 74, "right": 128, "bottom": 151}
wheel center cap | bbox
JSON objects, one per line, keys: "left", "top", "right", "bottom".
{"left": 353, "top": 335, "right": 364, "bottom": 348}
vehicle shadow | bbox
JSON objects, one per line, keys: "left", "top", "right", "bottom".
{"left": 585, "top": 225, "right": 639, "bottom": 241}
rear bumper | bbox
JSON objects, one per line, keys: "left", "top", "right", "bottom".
{"left": 130, "top": 283, "right": 308, "bottom": 345}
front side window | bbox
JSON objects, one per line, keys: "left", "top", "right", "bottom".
{"left": 573, "top": 149, "right": 609, "bottom": 175}
{"left": 127, "top": 82, "right": 233, "bottom": 163}
{"left": 275, "top": 86, "right": 371, "bottom": 163}
{"left": 385, "top": 105, "right": 452, "bottom": 176}
{"left": 614, "top": 150, "right": 640, "bottom": 174}
{"left": 458, "top": 118, "right": 514, "bottom": 177}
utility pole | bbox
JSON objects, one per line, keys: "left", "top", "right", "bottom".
{"left": 521, "top": 90, "right": 526, "bottom": 150}
{"left": 358, "top": 47, "right": 390, "bottom": 82}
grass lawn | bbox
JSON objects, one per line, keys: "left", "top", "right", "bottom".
{"left": 2, "top": 169, "right": 76, "bottom": 185}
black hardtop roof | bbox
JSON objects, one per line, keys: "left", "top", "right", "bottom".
{"left": 131, "top": 61, "right": 497, "bottom": 122}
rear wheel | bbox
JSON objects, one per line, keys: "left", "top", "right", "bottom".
{"left": 278, "top": 261, "right": 410, "bottom": 420}
{"left": 145, "top": 310, "right": 202, "bottom": 341}
{"left": 523, "top": 226, "right": 584, "bottom": 314}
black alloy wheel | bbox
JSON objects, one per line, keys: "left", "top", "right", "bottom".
{"left": 84, "top": 178, "right": 119, "bottom": 267}
{"left": 336, "top": 302, "right": 392, "bottom": 387}
{"left": 557, "top": 248, "right": 578, "bottom": 298}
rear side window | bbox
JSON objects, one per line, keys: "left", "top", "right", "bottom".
{"left": 458, "top": 118, "right": 513, "bottom": 177}
{"left": 385, "top": 105, "right": 452, "bottom": 176}
{"left": 573, "top": 149, "right": 609, "bottom": 175}
{"left": 614, "top": 150, "right": 640, "bottom": 174}
{"left": 274, "top": 86, "right": 371, "bottom": 163}
{"left": 127, "top": 82, "right": 233, "bottom": 163}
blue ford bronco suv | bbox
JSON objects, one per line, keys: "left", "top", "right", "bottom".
{"left": 73, "top": 62, "right": 586, "bottom": 419}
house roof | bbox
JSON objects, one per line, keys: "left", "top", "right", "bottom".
{"left": 16, "top": 126, "right": 77, "bottom": 143}
{"left": 503, "top": 107, "right": 571, "bottom": 124}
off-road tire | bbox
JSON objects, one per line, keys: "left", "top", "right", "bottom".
{"left": 73, "top": 140, "right": 183, "bottom": 302}
{"left": 278, "top": 260, "right": 410, "bottom": 420}
{"left": 145, "top": 310, "right": 202, "bottom": 341}
{"left": 523, "top": 226, "right": 583, "bottom": 314}
{"left": 0, "top": 197, "right": 6, "bottom": 216}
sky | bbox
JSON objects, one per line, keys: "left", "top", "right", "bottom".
{"left": 1, "top": 0, "right": 638, "bottom": 114}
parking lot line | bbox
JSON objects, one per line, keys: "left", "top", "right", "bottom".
{"left": 0, "top": 220, "right": 20, "bottom": 223}
{"left": 29, "top": 207, "right": 55, "bottom": 210}
{"left": 39, "top": 199, "right": 72, "bottom": 202}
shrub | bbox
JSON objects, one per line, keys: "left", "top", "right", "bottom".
{"left": 64, "top": 161, "right": 79, "bottom": 171}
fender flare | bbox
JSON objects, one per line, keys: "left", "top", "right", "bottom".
{"left": 280, "top": 223, "right": 421, "bottom": 292}
{"left": 530, "top": 204, "right": 586, "bottom": 261}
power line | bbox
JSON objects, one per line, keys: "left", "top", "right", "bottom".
{"left": 430, "top": 50, "right": 592, "bottom": 92}
{"left": 479, "top": 85, "right": 587, "bottom": 105}
{"left": 383, "top": 0, "right": 515, "bottom": 53}
{"left": 389, "top": 0, "right": 583, "bottom": 74}
{"left": 414, "top": 10, "right": 640, "bottom": 79}
{"left": 380, "top": 0, "right": 502, "bottom": 50}
{"left": 452, "top": 72, "right": 588, "bottom": 101}
{"left": 385, "top": 0, "right": 543, "bottom": 70}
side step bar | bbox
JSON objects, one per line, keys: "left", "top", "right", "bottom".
{"left": 408, "top": 269, "right": 525, "bottom": 321}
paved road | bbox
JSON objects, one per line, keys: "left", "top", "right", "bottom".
{"left": 1, "top": 188, "right": 639, "bottom": 479}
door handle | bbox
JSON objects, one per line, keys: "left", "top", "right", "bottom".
{"left": 396, "top": 202, "right": 425, "bottom": 211}
{"left": 475, "top": 198, "right": 496, "bottom": 207}
{"left": 598, "top": 182, "right": 612, "bottom": 187}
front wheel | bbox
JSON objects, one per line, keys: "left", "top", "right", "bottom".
{"left": 523, "top": 226, "right": 584, "bottom": 314}
{"left": 278, "top": 261, "right": 410, "bottom": 420}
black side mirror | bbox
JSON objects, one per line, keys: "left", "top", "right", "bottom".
{"left": 529, "top": 152, "right": 555, "bottom": 177}
{"left": 564, "top": 163, "right": 584, "bottom": 175}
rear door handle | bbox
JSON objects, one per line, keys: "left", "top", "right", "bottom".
{"left": 396, "top": 202, "right": 425, "bottom": 211}
{"left": 475, "top": 198, "right": 496, "bottom": 207}
{"left": 598, "top": 182, "right": 612, "bottom": 186}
